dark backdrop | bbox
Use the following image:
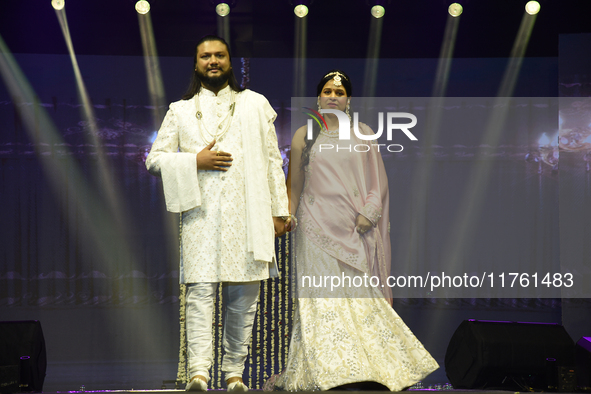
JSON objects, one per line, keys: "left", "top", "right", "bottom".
{"left": 1, "top": 33, "right": 590, "bottom": 390}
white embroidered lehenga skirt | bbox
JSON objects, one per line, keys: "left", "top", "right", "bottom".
{"left": 274, "top": 228, "right": 439, "bottom": 391}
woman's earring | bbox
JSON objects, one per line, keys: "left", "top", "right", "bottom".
{"left": 317, "top": 97, "right": 321, "bottom": 111}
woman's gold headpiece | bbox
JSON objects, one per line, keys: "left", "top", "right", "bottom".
{"left": 323, "top": 71, "right": 348, "bottom": 87}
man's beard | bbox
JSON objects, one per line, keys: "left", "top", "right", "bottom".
{"left": 197, "top": 67, "right": 232, "bottom": 89}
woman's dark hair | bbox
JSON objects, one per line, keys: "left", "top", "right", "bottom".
{"left": 182, "top": 35, "right": 245, "bottom": 100}
{"left": 300, "top": 69, "right": 352, "bottom": 170}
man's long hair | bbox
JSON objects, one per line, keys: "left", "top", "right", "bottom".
{"left": 182, "top": 35, "right": 245, "bottom": 100}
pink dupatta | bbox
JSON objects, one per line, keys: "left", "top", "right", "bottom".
{"left": 298, "top": 123, "right": 392, "bottom": 301}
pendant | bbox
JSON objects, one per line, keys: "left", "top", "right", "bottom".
{"left": 196, "top": 111, "right": 202, "bottom": 120}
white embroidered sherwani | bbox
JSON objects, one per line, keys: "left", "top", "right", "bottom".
{"left": 146, "top": 86, "right": 289, "bottom": 283}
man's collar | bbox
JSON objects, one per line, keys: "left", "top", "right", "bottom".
{"left": 200, "top": 84, "right": 231, "bottom": 97}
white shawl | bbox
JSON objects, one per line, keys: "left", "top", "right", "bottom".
{"left": 153, "top": 90, "right": 282, "bottom": 263}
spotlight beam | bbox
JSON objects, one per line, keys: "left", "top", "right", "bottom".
{"left": 497, "top": 11, "right": 537, "bottom": 97}
{"left": 293, "top": 14, "right": 307, "bottom": 97}
{"left": 55, "top": 9, "right": 125, "bottom": 219}
{"left": 137, "top": 5, "right": 180, "bottom": 322}
{"left": 432, "top": 13, "right": 460, "bottom": 97}
{"left": 393, "top": 11, "right": 462, "bottom": 281}
{"left": 0, "top": 34, "right": 131, "bottom": 276}
{"left": 138, "top": 11, "right": 166, "bottom": 126}
{"left": 362, "top": 16, "right": 383, "bottom": 97}
{"left": 439, "top": 10, "right": 539, "bottom": 277}
{"left": 2, "top": 13, "right": 177, "bottom": 366}
{"left": 217, "top": 14, "right": 231, "bottom": 45}
{"left": 54, "top": 9, "right": 140, "bottom": 274}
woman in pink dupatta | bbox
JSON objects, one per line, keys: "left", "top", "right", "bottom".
{"left": 273, "top": 70, "right": 438, "bottom": 391}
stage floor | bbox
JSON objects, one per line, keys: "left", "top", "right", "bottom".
{"left": 39, "top": 360, "right": 451, "bottom": 393}
{"left": 38, "top": 360, "right": 581, "bottom": 393}
{"left": 37, "top": 391, "right": 581, "bottom": 394}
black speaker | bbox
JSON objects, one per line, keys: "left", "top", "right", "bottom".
{"left": 576, "top": 337, "right": 591, "bottom": 389}
{"left": 0, "top": 365, "right": 19, "bottom": 394}
{"left": 0, "top": 321, "right": 46, "bottom": 393}
{"left": 445, "top": 320, "right": 575, "bottom": 391}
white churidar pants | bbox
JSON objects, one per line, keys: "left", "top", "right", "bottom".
{"left": 186, "top": 281, "right": 260, "bottom": 382}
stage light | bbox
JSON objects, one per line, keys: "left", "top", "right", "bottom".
{"left": 135, "top": 0, "right": 150, "bottom": 14}
{"left": 216, "top": 2, "right": 230, "bottom": 17}
{"left": 371, "top": 5, "right": 385, "bottom": 18}
{"left": 448, "top": 3, "right": 463, "bottom": 17}
{"left": 525, "top": 1, "right": 540, "bottom": 15}
{"left": 294, "top": 4, "right": 309, "bottom": 18}
{"left": 51, "top": 0, "right": 64, "bottom": 10}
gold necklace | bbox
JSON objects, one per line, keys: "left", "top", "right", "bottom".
{"left": 320, "top": 126, "right": 339, "bottom": 138}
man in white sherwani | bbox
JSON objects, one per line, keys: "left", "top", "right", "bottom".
{"left": 146, "top": 35, "right": 290, "bottom": 392}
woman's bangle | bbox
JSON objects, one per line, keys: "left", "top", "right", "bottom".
{"left": 288, "top": 214, "right": 298, "bottom": 231}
